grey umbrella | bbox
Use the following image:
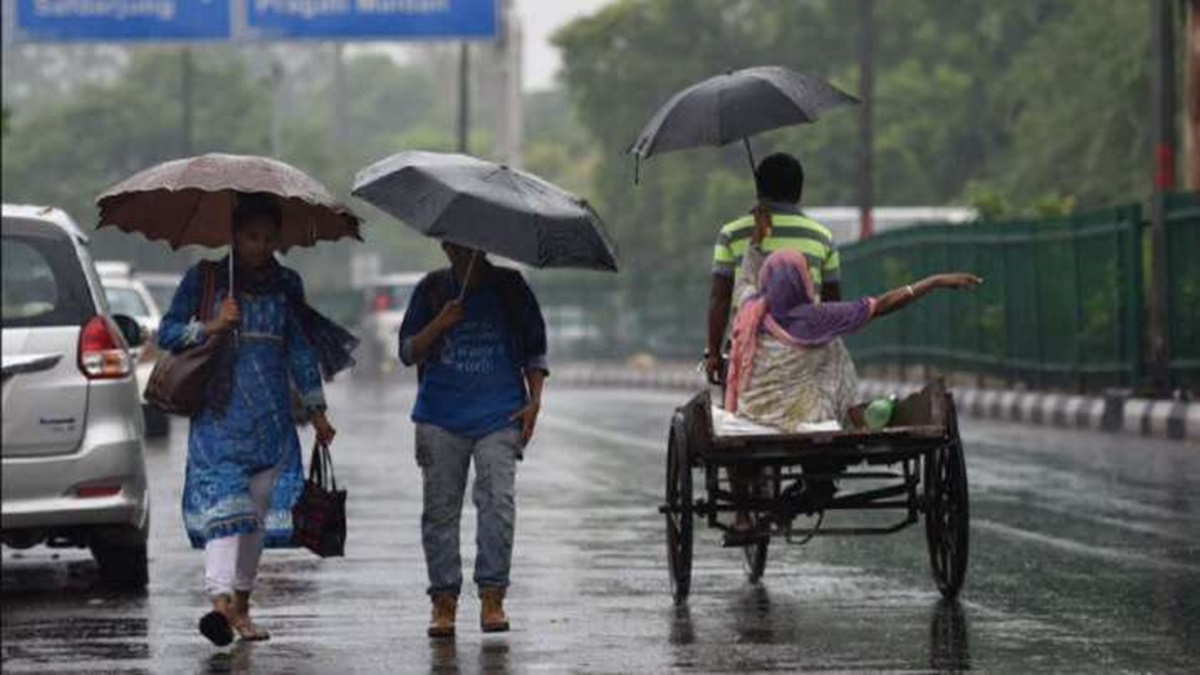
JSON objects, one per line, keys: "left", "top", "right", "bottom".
{"left": 351, "top": 151, "right": 618, "bottom": 272}
{"left": 629, "top": 66, "right": 859, "bottom": 179}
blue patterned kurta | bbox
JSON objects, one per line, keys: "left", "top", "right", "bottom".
{"left": 159, "top": 262, "right": 325, "bottom": 549}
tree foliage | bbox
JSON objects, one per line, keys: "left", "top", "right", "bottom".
{"left": 552, "top": 0, "right": 1160, "bottom": 274}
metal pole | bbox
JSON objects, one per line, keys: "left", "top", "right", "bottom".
{"left": 332, "top": 42, "right": 348, "bottom": 148}
{"left": 857, "top": 0, "right": 875, "bottom": 240}
{"left": 457, "top": 42, "right": 470, "bottom": 153}
{"left": 180, "top": 47, "right": 193, "bottom": 156}
{"left": 1188, "top": 0, "right": 1200, "bottom": 189}
{"left": 1149, "top": 0, "right": 1177, "bottom": 392}
{"left": 269, "top": 59, "right": 284, "bottom": 157}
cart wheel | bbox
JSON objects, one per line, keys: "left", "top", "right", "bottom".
{"left": 665, "top": 415, "right": 694, "bottom": 605}
{"left": 924, "top": 436, "right": 969, "bottom": 599}
{"left": 742, "top": 538, "right": 768, "bottom": 584}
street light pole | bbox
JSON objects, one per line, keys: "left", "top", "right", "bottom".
{"left": 1148, "top": 0, "right": 1178, "bottom": 392}
{"left": 333, "top": 42, "right": 347, "bottom": 148}
{"left": 857, "top": 0, "right": 875, "bottom": 240}
{"left": 457, "top": 41, "right": 470, "bottom": 153}
{"left": 1187, "top": 0, "right": 1199, "bottom": 190}
{"left": 180, "top": 47, "right": 193, "bottom": 156}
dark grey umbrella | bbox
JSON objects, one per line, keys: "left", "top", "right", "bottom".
{"left": 351, "top": 151, "right": 618, "bottom": 272}
{"left": 629, "top": 66, "right": 859, "bottom": 179}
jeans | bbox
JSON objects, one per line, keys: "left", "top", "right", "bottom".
{"left": 415, "top": 423, "right": 520, "bottom": 596}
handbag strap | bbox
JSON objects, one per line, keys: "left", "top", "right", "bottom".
{"left": 308, "top": 440, "right": 338, "bottom": 491}
{"left": 198, "top": 261, "right": 217, "bottom": 322}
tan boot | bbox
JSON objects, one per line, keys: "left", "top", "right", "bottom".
{"left": 479, "top": 587, "right": 510, "bottom": 633}
{"left": 428, "top": 592, "right": 457, "bottom": 638}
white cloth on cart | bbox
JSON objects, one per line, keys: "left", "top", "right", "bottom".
{"left": 711, "top": 405, "right": 841, "bottom": 437}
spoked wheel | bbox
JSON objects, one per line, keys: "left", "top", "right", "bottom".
{"left": 923, "top": 435, "right": 970, "bottom": 599}
{"left": 742, "top": 538, "right": 768, "bottom": 584}
{"left": 665, "top": 416, "right": 694, "bottom": 605}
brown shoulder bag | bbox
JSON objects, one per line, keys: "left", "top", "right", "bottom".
{"left": 145, "top": 263, "right": 222, "bottom": 416}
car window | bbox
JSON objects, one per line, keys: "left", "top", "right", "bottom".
{"left": 146, "top": 284, "right": 176, "bottom": 314}
{"left": 1, "top": 230, "right": 94, "bottom": 328}
{"left": 105, "top": 286, "right": 150, "bottom": 318}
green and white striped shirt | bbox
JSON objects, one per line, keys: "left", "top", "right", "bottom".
{"left": 712, "top": 203, "right": 840, "bottom": 290}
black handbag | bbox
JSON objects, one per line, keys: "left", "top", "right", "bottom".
{"left": 145, "top": 263, "right": 221, "bottom": 416}
{"left": 292, "top": 441, "right": 347, "bottom": 557}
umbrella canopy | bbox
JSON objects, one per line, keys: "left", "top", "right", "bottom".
{"left": 629, "top": 66, "right": 859, "bottom": 174}
{"left": 352, "top": 151, "right": 618, "bottom": 272}
{"left": 96, "top": 153, "right": 361, "bottom": 250}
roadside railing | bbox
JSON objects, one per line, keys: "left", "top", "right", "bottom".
{"left": 839, "top": 204, "right": 1146, "bottom": 391}
{"left": 530, "top": 193, "right": 1197, "bottom": 395}
{"left": 1165, "top": 192, "right": 1199, "bottom": 392}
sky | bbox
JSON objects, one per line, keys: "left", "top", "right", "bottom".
{"left": 513, "top": 0, "right": 612, "bottom": 91}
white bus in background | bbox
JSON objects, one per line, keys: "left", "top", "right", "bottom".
{"left": 804, "top": 207, "right": 977, "bottom": 245}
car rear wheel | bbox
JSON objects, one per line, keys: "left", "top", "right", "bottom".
{"left": 90, "top": 521, "right": 149, "bottom": 590}
{"left": 142, "top": 404, "right": 170, "bottom": 439}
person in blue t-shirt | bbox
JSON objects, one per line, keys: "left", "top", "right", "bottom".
{"left": 398, "top": 242, "right": 548, "bottom": 639}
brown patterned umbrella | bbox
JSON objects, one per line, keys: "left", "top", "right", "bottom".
{"left": 96, "top": 153, "right": 362, "bottom": 251}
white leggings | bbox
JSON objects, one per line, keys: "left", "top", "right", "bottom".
{"left": 204, "top": 461, "right": 282, "bottom": 598}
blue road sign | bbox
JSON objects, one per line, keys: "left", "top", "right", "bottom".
{"left": 12, "top": 0, "right": 231, "bottom": 42}
{"left": 244, "top": 0, "right": 497, "bottom": 41}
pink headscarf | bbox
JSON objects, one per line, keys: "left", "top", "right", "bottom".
{"left": 725, "top": 249, "right": 876, "bottom": 412}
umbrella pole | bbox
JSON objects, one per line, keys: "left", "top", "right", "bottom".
{"left": 457, "top": 250, "right": 480, "bottom": 302}
{"left": 743, "top": 137, "right": 757, "bottom": 176}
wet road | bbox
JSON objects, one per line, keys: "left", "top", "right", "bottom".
{"left": 3, "top": 382, "right": 1198, "bottom": 673}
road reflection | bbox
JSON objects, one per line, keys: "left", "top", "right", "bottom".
{"left": 428, "top": 638, "right": 458, "bottom": 673}
{"left": 426, "top": 637, "right": 511, "bottom": 675}
{"left": 929, "top": 599, "right": 970, "bottom": 672}
{"left": 479, "top": 638, "right": 510, "bottom": 674}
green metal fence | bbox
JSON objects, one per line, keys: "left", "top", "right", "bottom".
{"left": 840, "top": 205, "right": 1145, "bottom": 391}
{"left": 527, "top": 194, "right": 1195, "bottom": 393}
{"left": 1166, "top": 192, "right": 1200, "bottom": 392}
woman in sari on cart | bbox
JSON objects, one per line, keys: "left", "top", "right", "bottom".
{"left": 724, "top": 205, "right": 980, "bottom": 540}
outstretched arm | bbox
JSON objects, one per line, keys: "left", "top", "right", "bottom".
{"left": 871, "top": 273, "right": 982, "bottom": 319}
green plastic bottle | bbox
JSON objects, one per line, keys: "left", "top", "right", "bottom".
{"left": 864, "top": 395, "right": 897, "bottom": 431}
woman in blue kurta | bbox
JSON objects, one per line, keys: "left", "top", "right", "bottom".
{"left": 158, "top": 193, "right": 355, "bottom": 646}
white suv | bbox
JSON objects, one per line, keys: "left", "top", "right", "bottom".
{"left": 356, "top": 272, "right": 423, "bottom": 377}
{"left": 1, "top": 204, "right": 151, "bottom": 589}
{"left": 99, "top": 269, "right": 171, "bottom": 438}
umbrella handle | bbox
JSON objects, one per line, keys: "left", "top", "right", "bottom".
{"left": 457, "top": 250, "right": 479, "bottom": 302}
{"left": 743, "top": 137, "right": 757, "bottom": 176}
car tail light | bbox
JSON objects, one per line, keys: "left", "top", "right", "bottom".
{"left": 374, "top": 292, "right": 391, "bottom": 311}
{"left": 78, "top": 316, "right": 132, "bottom": 379}
{"left": 75, "top": 483, "right": 122, "bottom": 498}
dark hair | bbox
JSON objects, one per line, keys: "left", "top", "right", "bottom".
{"left": 232, "top": 192, "right": 283, "bottom": 233}
{"left": 755, "top": 153, "right": 804, "bottom": 203}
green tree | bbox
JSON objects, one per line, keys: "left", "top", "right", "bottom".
{"left": 2, "top": 49, "right": 272, "bottom": 270}
{"left": 978, "top": 0, "right": 1153, "bottom": 208}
